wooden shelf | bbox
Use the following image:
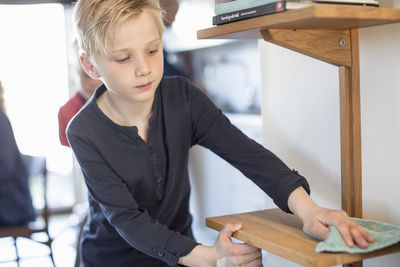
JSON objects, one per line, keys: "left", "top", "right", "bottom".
{"left": 197, "top": 5, "right": 400, "bottom": 40}
{"left": 199, "top": 5, "right": 400, "bottom": 267}
{"left": 207, "top": 209, "right": 400, "bottom": 267}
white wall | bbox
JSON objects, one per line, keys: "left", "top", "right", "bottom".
{"left": 258, "top": 22, "right": 400, "bottom": 266}
{"left": 189, "top": 114, "right": 270, "bottom": 246}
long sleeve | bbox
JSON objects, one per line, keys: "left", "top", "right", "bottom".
{"left": 189, "top": 86, "right": 310, "bottom": 213}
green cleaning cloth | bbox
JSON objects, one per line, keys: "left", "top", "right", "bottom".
{"left": 304, "top": 218, "right": 400, "bottom": 253}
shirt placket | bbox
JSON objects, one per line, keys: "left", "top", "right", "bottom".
{"left": 147, "top": 136, "right": 165, "bottom": 200}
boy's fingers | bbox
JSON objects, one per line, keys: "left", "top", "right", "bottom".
{"left": 350, "top": 228, "right": 368, "bottom": 248}
{"left": 219, "top": 223, "right": 242, "bottom": 241}
{"left": 235, "top": 249, "right": 262, "bottom": 265}
{"left": 240, "top": 257, "right": 263, "bottom": 267}
{"left": 350, "top": 223, "right": 374, "bottom": 248}
{"left": 231, "top": 243, "right": 260, "bottom": 257}
{"left": 307, "top": 220, "right": 331, "bottom": 241}
{"left": 354, "top": 222, "right": 374, "bottom": 243}
{"left": 363, "top": 228, "right": 375, "bottom": 243}
{"left": 335, "top": 223, "right": 354, "bottom": 247}
{"left": 337, "top": 219, "right": 374, "bottom": 248}
{"left": 245, "top": 256, "right": 263, "bottom": 267}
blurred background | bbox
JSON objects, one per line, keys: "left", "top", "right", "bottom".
{"left": 1, "top": 0, "right": 399, "bottom": 266}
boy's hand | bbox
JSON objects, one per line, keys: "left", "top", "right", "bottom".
{"left": 288, "top": 186, "right": 374, "bottom": 249}
{"left": 215, "top": 223, "right": 263, "bottom": 266}
{"left": 302, "top": 206, "right": 374, "bottom": 248}
{"left": 178, "top": 223, "right": 262, "bottom": 267}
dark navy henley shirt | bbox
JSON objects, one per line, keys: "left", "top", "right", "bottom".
{"left": 67, "top": 76, "right": 310, "bottom": 267}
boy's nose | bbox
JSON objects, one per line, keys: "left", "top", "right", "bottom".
{"left": 135, "top": 57, "right": 151, "bottom": 77}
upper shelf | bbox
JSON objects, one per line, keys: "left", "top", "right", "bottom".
{"left": 197, "top": 5, "right": 400, "bottom": 40}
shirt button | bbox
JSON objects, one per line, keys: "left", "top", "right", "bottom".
{"left": 157, "top": 250, "right": 164, "bottom": 257}
{"left": 156, "top": 176, "right": 162, "bottom": 184}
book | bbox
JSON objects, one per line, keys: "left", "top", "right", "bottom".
{"left": 213, "top": 1, "right": 309, "bottom": 25}
{"left": 215, "top": 0, "right": 378, "bottom": 15}
{"left": 314, "top": 0, "right": 379, "bottom": 5}
{"left": 215, "top": 0, "right": 236, "bottom": 4}
{"left": 213, "top": 0, "right": 380, "bottom": 25}
{"left": 215, "top": 0, "right": 278, "bottom": 15}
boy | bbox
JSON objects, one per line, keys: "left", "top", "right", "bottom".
{"left": 68, "top": 0, "right": 374, "bottom": 266}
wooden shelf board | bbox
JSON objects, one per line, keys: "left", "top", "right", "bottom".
{"left": 197, "top": 5, "right": 400, "bottom": 40}
{"left": 206, "top": 209, "right": 400, "bottom": 267}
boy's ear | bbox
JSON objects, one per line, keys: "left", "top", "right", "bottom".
{"left": 80, "top": 54, "right": 101, "bottom": 79}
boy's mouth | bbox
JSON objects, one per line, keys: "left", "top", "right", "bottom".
{"left": 136, "top": 81, "right": 152, "bottom": 90}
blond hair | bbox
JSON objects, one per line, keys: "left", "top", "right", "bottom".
{"left": 73, "top": 0, "right": 164, "bottom": 59}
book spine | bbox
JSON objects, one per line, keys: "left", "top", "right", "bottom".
{"left": 215, "top": 0, "right": 279, "bottom": 15}
{"left": 213, "top": 1, "right": 286, "bottom": 25}
{"left": 215, "top": 0, "right": 236, "bottom": 4}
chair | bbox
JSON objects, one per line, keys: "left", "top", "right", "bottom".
{"left": 72, "top": 203, "right": 88, "bottom": 267}
{"left": 0, "top": 155, "right": 54, "bottom": 266}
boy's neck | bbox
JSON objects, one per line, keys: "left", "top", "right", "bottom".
{"left": 98, "top": 90, "right": 153, "bottom": 130}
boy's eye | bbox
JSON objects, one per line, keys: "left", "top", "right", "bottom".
{"left": 148, "top": 49, "right": 158, "bottom": 55}
{"left": 116, "top": 56, "right": 130, "bottom": 63}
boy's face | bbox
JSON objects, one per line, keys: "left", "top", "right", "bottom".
{"left": 82, "top": 9, "right": 163, "bottom": 104}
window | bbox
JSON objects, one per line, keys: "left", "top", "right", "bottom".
{"left": 0, "top": 4, "right": 75, "bottom": 210}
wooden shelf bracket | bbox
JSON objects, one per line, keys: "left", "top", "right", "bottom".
{"left": 261, "top": 28, "right": 363, "bottom": 267}
{"left": 261, "top": 28, "right": 362, "bottom": 219}
{"left": 261, "top": 28, "right": 352, "bottom": 67}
